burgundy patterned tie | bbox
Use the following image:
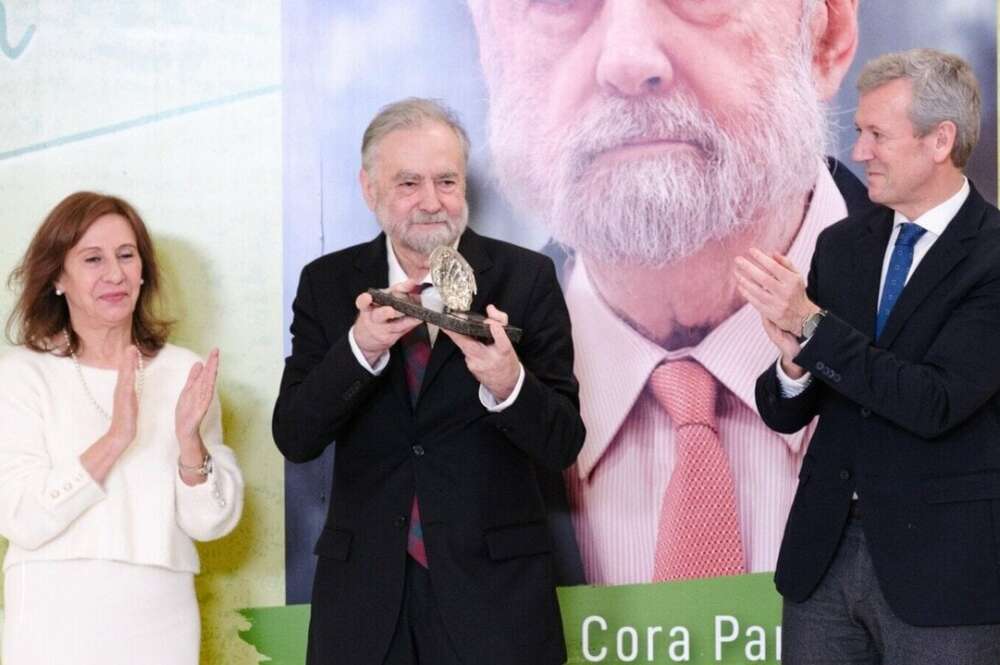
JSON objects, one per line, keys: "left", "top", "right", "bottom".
{"left": 650, "top": 360, "right": 745, "bottom": 581}
{"left": 399, "top": 284, "right": 431, "bottom": 567}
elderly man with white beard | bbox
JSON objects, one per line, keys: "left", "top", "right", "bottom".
{"left": 467, "top": 0, "right": 870, "bottom": 585}
{"left": 274, "top": 98, "right": 584, "bottom": 665}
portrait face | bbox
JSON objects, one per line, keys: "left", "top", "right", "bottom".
{"left": 56, "top": 213, "right": 143, "bottom": 331}
{"left": 469, "top": 0, "right": 856, "bottom": 266}
{"left": 360, "top": 121, "right": 469, "bottom": 256}
{"left": 852, "top": 78, "right": 941, "bottom": 217}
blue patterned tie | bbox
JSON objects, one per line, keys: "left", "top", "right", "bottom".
{"left": 875, "top": 223, "right": 927, "bottom": 339}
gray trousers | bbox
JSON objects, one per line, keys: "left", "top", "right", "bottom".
{"left": 783, "top": 515, "right": 1000, "bottom": 665}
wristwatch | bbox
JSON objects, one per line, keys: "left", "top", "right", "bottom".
{"left": 798, "top": 309, "right": 827, "bottom": 343}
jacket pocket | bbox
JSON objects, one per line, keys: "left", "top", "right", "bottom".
{"left": 485, "top": 521, "right": 552, "bottom": 560}
{"left": 922, "top": 471, "right": 1000, "bottom": 503}
{"left": 314, "top": 527, "right": 353, "bottom": 560}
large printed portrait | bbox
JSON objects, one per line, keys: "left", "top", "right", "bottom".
{"left": 281, "top": 0, "right": 998, "bottom": 603}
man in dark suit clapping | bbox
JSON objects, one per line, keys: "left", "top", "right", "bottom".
{"left": 737, "top": 49, "right": 1000, "bottom": 663}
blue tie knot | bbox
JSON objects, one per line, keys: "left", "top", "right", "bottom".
{"left": 876, "top": 223, "right": 927, "bottom": 339}
{"left": 896, "top": 223, "right": 927, "bottom": 248}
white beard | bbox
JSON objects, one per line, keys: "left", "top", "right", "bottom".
{"left": 377, "top": 206, "right": 469, "bottom": 256}
{"left": 486, "top": 44, "right": 827, "bottom": 266}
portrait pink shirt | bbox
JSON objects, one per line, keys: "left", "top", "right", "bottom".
{"left": 564, "top": 163, "right": 846, "bottom": 585}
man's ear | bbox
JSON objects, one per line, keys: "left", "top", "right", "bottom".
{"left": 359, "top": 168, "right": 377, "bottom": 212}
{"left": 930, "top": 120, "right": 958, "bottom": 165}
{"left": 809, "top": 0, "right": 859, "bottom": 101}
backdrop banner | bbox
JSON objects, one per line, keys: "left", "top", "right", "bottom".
{"left": 242, "top": 574, "right": 783, "bottom": 665}
{"left": 0, "top": 1, "right": 997, "bottom": 664}
{"left": 268, "top": 1, "right": 998, "bottom": 664}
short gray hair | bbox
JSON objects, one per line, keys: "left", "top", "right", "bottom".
{"left": 361, "top": 97, "right": 471, "bottom": 173}
{"left": 857, "top": 48, "right": 981, "bottom": 168}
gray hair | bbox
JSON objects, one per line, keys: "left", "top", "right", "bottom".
{"left": 857, "top": 48, "right": 981, "bottom": 168}
{"left": 361, "top": 97, "right": 471, "bottom": 173}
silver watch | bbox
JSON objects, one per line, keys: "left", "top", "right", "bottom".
{"left": 799, "top": 309, "right": 827, "bottom": 342}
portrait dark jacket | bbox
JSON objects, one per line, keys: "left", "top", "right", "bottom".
{"left": 273, "top": 229, "right": 586, "bottom": 665}
{"left": 756, "top": 183, "right": 1000, "bottom": 626}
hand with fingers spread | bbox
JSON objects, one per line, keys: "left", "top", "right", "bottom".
{"left": 733, "top": 248, "right": 821, "bottom": 336}
{"left": 353, "top": 278, "right": 424, "bottom": 365}
{"left": 441, "top": 304, "right": 521, "bottom": 402}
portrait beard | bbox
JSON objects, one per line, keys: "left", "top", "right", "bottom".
{"left": 484, "top": 38, "right": 827, "bottom": 267}
{"left": 376, "top": 203, "right": 469, "bottom": 256}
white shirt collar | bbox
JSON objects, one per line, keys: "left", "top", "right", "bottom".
{"left": 384, "top": 235, "right": 462, "bottom": 286}
{"left": 386, "top": 237, "right": 424, "bottom": 285}
{"left": 893, "top": 177, "right": 969, "bottom": 237}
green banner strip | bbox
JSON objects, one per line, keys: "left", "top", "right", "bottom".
{"left": 239, "top": 573, "right": 782, "bottom": 664}
{"left": 238, "top": 604, "right": 310, "bottom": 665}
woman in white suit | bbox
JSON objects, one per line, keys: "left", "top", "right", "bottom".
{"left": 0, "top": 191, "right": 244, "bottom": 665}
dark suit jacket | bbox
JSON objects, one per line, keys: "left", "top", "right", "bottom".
{"left": 756, "top": 183, "right": 1000, "bottom": 626}
{"left": 280, "top": 158, "right": 872, "bottom": 601}
{"left": 273, "top": 229, "right": 586, "bottom": 665}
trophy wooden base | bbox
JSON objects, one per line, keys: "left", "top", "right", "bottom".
{"left": 367, "top": 288, "right": 523, "bottom": 343}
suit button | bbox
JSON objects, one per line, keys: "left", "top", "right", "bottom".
{"left": 394, "top": 515, "right": 407, "bottom": 528}
{"left": 412, "top": 445, "right": 425, "bottom": 456}
{"left": 833, "top": 373, "right": 842, "bottom": 383}
{"left": 816, "top": 361, "right": 826, "bottom": 371}
{"left": 860, "top": 408, "right": 871, "bottom": 418}
{"left": 839, "top": 469, "right": 851, "bottom": 481}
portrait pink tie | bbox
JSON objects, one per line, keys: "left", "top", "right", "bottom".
{"left": 650, "top": 360, "right": 745, "bottom": 581}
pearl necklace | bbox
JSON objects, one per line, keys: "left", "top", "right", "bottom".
{"left": 64, "top": 330, "right": 144, "bottom": 420}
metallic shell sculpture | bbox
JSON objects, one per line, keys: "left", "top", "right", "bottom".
{"left": 430, "top": 245, "right": 476, "bottom": 312}
{"left": 365, "top": 244, "right": 522, "bottom": 343}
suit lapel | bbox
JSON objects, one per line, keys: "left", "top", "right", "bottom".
{"left": 352, "top": 233, "right": 412, "bottom": 408}
{"left": 852, "top": 208, "right": 895, "bottom": 339}
{"left": 876, "top": 187, "right": 983, "bottom": 347}
{"left": 352, "top": 232, "right": 390, "bottom": 291}
{"left": 418, "top": 229, "right": 496, "bottom": 401}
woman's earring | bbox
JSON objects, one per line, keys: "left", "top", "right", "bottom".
{"left": 55, "top": 287, "right": 63, "bottom": 296}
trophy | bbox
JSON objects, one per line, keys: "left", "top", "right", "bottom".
{"left": 367, "top": 246, "right": 523, "bottom": 343}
